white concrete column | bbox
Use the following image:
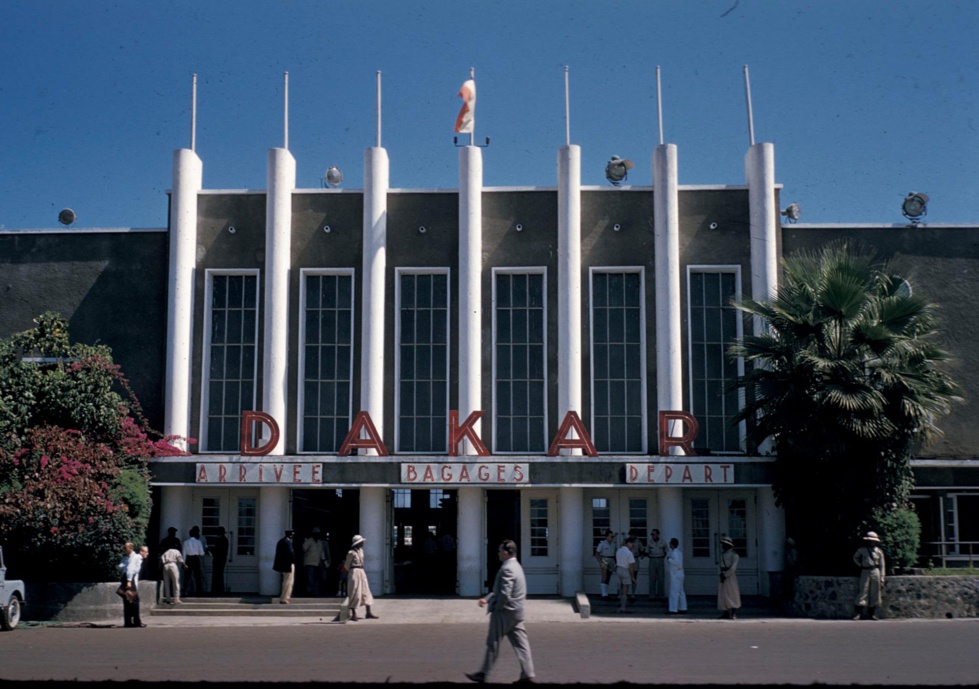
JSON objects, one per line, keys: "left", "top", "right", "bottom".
{"left": 559, "top": 486, "right": 584, "bottom": 596}
{"left": 159, "top": 486, "right": 192, "bottom": 543}
{"left": 458, "top": 146, "right": 483, "bottom": 451}
{"left": 258, "top": 486, "right": 290, "bottom": 595}
{"left": 658, "top": 487, "right": 683, "bottom": 597}
{"left": 263, "top": 147, "right": 295, "bottom": 452}
{"left": 746, "top": 142, "right": 779, "bottom": 456}
{"left": 557, "top": 145, "right": 582, "bottom": 428}
{"left": 359, "top": 486, "right": 387, "bottom": 594}
{"left": 653, "top": 144, "right": 684, "bottom": 451}
{"left": 164, "top": 148, "right": 202, "bottom": 450}
{"left": 757, "top": 486, "right": 785, "bottom": 597}
{"left": 361, "top": 147, "right": 389, "bottom": 444}
{"left": 457, "top": 487, "right": 483, "bottom": 596}
{"left": 745, "top": 142, "right": 778, "bottom": 326}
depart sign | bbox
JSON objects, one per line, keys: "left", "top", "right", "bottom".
{"left": 626, "top": 463, "right": 734, "bottom": 484}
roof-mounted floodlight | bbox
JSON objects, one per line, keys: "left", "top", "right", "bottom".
{"left": 323, "top": 167, "right": 343, "bottom": 188}
{"left": 605, "top": 156, "right": 634, "bottom": 186}
{"left": 902, "top": 192, "right": 929, "bottom": 221}
{"left": 58, "top": 208, "right": 76, "bottom": 227}
{"left": 780, "top": 202, "right": 801, "bottom": 223}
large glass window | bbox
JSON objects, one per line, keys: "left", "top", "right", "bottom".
{"left": 202, "top": 272, "right": 259, "bottom": 452}
{"left": 300, "top": 271, "right": 354, "bottom": 453}
{"left": 591, "top": 270, "right": 646, "bottom": 453}
{"left": 397, "top": 271, "right": 449, "bottom": 453}
{"left": 591, "top": 497, "right": 611, "bottom": 549}
{"left": 629, "top": 498, "right": 648, "bottom": 550}
{"left": 530, "top": 498, "right": 549, "bottom": 556}
{"left": 494, "top": 270, "right": 547, "bottom": 453}
{"left": 690, "top": 497, "right": 711, "bottom": 558}
{"left": 688, "top": 268, "right": 743, "bottom": 453}
{"left": 725, "top": 498, "right": 748, "bottom": 555}
{"left": 237, "top": 497, "right": 257, "bottom": 556}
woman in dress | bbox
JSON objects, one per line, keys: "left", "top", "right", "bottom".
{"left": 344, "top": 534, "right": 379, "bottom": 621}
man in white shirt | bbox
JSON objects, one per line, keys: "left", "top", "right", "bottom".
{"left": 121, "top": 542, "right": 146, "bottom": 627}
{"left": 182, "top": 526, "right": 206, "bottom": 596}
{"left": 615, "top": 535, "right": 637, "bottom": 613}
{"left": 666, "top": 538, "right": 688, "bottom": 614}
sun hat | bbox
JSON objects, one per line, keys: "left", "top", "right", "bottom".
{"left": 351, "top": 534, "right": 365, "bottom": 547}
{"left": 720, "top": 537, "right": 734, "bottom": 547}
{"left": 863, "top": 531, "right": 881, "bottom": 542}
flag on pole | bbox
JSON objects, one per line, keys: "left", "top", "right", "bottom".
{"left": 454, "top": 79, "right": 476, "bottom": 134}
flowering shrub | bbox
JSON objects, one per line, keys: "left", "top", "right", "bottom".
{"left": 0, "top": 313, "right": 189, "bottom": 581}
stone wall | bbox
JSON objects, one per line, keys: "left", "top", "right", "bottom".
{"left": 23, "top": 581, "right": 156, "bottom": 623}
{"left": 790, "top": 575, "right": 979, "bottom": 619}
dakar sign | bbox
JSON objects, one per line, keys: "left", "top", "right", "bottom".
{"left": 238, "top": 409, "right": 702, "bottom": 457}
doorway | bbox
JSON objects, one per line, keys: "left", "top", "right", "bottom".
{"left": 193, "top": 488, "right": 260, "bottom": 594}
{"left": 391, "top": 489, "right": 458, "bottom": 594}
{"left": 486, "top": 490, "right": 521, "bottom": 590}
{"left": 292, "top": 488, "right": 360, "bottom": 597}
{"left": 684, "top": 490, "right": 758, "bottom": 594}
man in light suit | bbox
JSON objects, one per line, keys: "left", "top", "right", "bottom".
{"left": 466, "top": 539, "right": 536, "bottom": 684}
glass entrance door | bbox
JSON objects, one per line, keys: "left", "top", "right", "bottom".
{"left": 391, "top": 489, "right": 458, "bottom": 594}
{"left": 520, "top": 489, "right": 559, "bottom": 594}
{"left": 194, "top": 488, "right": 260, "bottom": 594}
{"left": 584, "top": 490, "right": 655, "bottom": 595}
{"left": 684, "top": 490, "right": 758, "bottom": 595}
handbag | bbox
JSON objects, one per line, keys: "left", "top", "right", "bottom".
{"left": 116, "top": 585, "right": 138, "bottom": 603}
{"left": 338, "top": 562, "right": 348, "bottom": 574}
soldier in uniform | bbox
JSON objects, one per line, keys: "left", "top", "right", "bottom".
{"left": 594, "top": 529, "right": 617, "bottom": 600}
{"left": 852, "top": 531, "right": 886, "bottom": 620}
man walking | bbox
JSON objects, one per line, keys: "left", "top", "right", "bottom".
{"left": 466, "top": 540, "right": 535, "bottom": 684}
{"left": 274, "top": 529, "right": 296, "bottom": 604}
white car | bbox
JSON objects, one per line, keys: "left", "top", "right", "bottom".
{"left": 0, "top": 546, "right": 25, "bottom": 630}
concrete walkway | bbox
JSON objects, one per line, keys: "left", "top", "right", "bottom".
{"left": 58, "top": 594, "right": 783, "bottom": 628}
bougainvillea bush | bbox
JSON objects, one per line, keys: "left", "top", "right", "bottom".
{"left": 0, "top": 313, "right": 187, "bottom": 581}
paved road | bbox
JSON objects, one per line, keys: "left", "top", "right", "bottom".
{"left": 3, "top": 610, "right": 978, "bottom": 685}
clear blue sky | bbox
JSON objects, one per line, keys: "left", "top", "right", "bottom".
{"left": 3, "top": 1, "right": 977, "bottom": 229}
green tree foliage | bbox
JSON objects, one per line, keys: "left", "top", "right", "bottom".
{"left": 867, "top": 506, "right": 921, "bottom": 572}
{"left": 730, "top": 242, "right": 960, "bottom": 573}
{"left": 0, "top": 313, "right": 187, "bottom": 581}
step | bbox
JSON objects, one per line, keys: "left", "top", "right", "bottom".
{"left": 151, "top": 596, "right": 344, "bottom": 617}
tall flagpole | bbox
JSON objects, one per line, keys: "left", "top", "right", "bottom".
{"left": 469, "top": 67, "right": 475, "bottom": 146}
{"left": 190, "top": 73, "right": 197, "bottom": 152}
{"left": 283, "top": 71, "right": 290, "bottom": 149}
{"left": 376, "top": 71, "right": 382, "bottom": 148}
{"left": 656, "top": 66, "right": 664, "bottom": 146}
{"left": 743, "top": 65, "right": 755, "bottom": 147}
{"left": 564, "top": 66, "right": 571, "bottom": 146}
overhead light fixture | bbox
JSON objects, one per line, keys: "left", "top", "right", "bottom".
{"left": 605, "top": 156, "right": 635, "bottom": 186}
{"left": 902, "top": 192, "right": 928, "bottom": 221}
{"left": 323, "top": 167, "right": 343, "bottom": 188}
{"left": 780, "top": 202, "right": 801, "bottom": 223}
{"left": 58, "top": 208, "right": 76, "bottom": 227}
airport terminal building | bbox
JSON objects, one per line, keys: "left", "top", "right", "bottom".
{"left": 3, "top": 130, "right": 977, "bottom": 599}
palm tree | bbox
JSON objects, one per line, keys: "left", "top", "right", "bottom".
{"left": 730, "top": 241, "right": 960, "bottom": 572}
